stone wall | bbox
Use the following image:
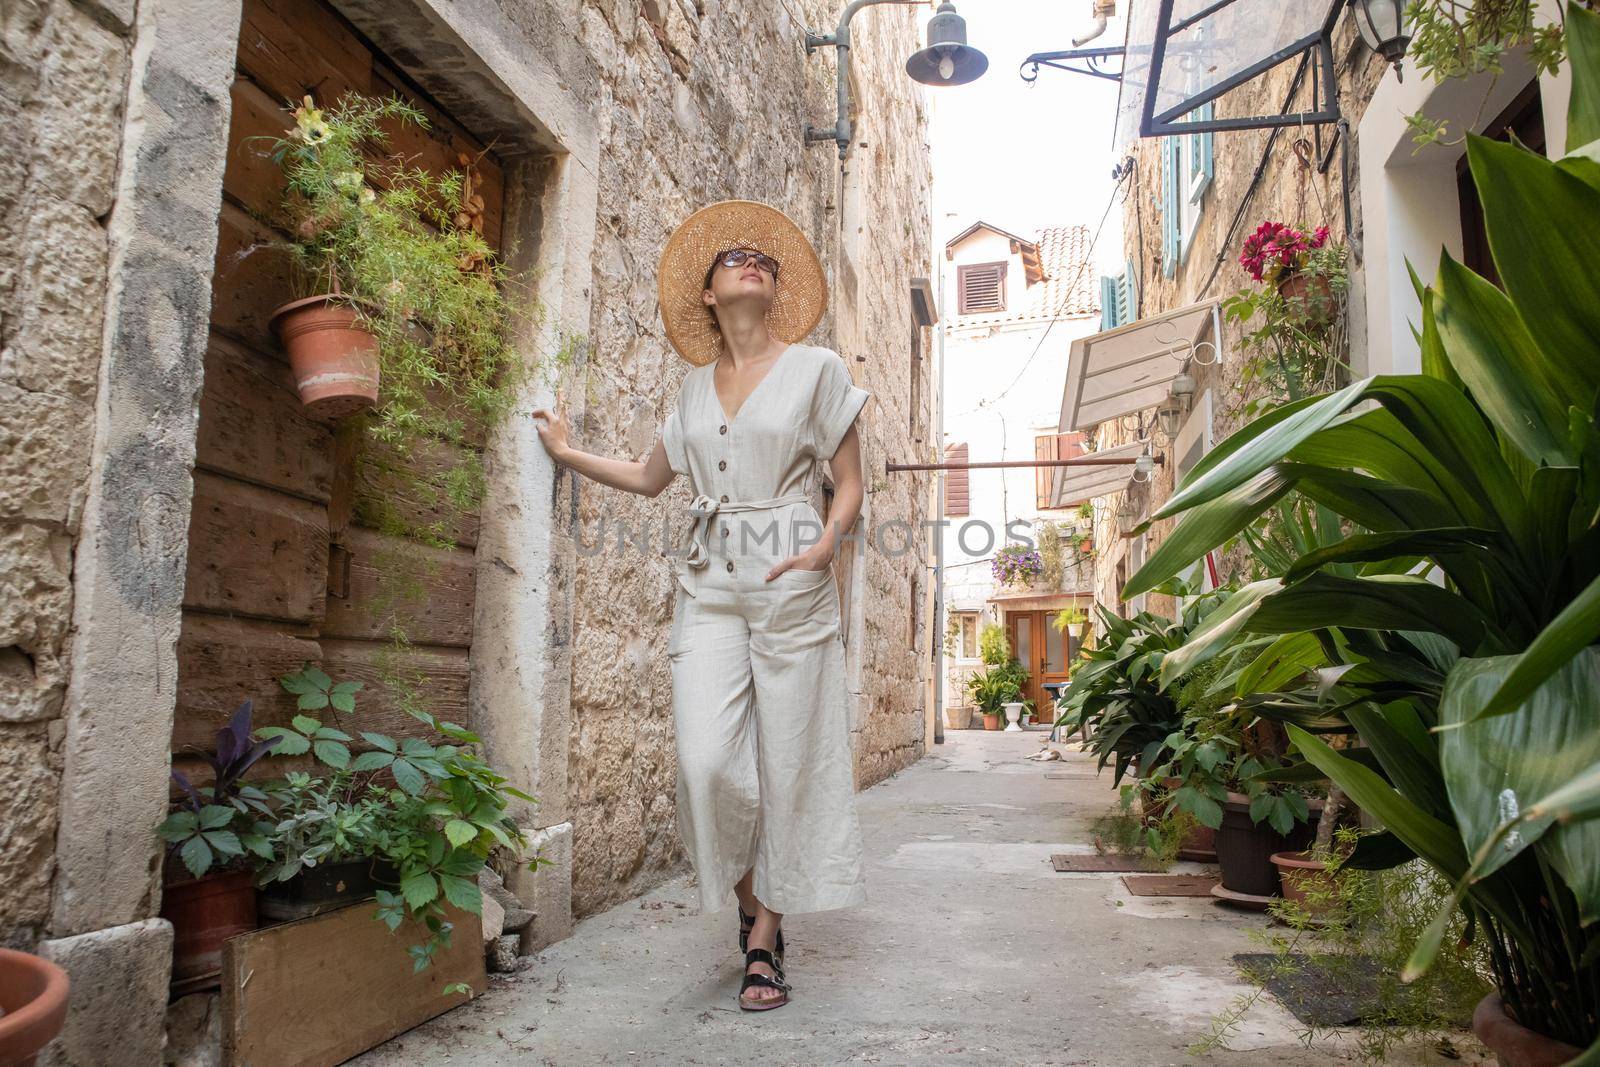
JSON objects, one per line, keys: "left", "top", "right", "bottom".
{"left": 558, "top": 0, "right": 933, "bottom": 918}
{"left": 0, "top": 0, "right": 133, "bottom": 950}
{"left": 1092, "top": 19, "right": 1386, "bottom": 615}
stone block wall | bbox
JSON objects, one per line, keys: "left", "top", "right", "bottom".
{"left": 1093, "top": 19, "right": 1386, "bottom": 615}
{"left": 0, "top": 0, "right": 133, "bottom": 951}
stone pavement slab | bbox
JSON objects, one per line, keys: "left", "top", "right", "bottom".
{"left": 351, "top": 730, "right": 1484, "bottom": 1067}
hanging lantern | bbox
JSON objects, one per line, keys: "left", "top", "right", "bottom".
{"left": 1352, "top": 0, "right": 1411, "bottom": 79}
{"left": 905, "top": 3, "right": 989, "bottom": 86}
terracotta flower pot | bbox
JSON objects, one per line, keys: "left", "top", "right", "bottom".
{"left": 982, "top": 711, "right": 1001, "bottom": 730}
{"left": 1276, "top": 271, "right": 1336, "bottom": 327}
{"left": 160, "top": 868, "right": 258, "bottom": 984}
{"left": 1270, "top": 850, "right": 1341, "bottom": 918}
{"left": 269, "top": 294, "right": 380, "bottom": 417}
{"left": 0, "top": 948, "right": 70, "bottom": 1067}
{"left": 1213, "top": 793, "right": 1319, "bottom": 899}
{"left": 1472, "top": 994, "right": 1583, "bottom": 1067}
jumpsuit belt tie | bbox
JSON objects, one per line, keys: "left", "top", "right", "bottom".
{"left": 684, "top": 492, "right": 812, "bottom": 570}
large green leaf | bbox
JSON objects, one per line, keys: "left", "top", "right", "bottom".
{"left": 1567, "top": 1, "right": 1600, "bottom": 152}
{"left": 1156, "top": 378, "right": 1373, "bottom": 518}
{"left": 1286, "top": 724, "right": 1468, "bottom": 881}
{"left": 1245, "top": 573, "right": 1495, "bottom": 653}
{"left": 1431, "top": 251, "right": 1576, "bottom": 467}
{"left": 1154, "top": 580, "right": 1281, "bottom": 689}
{"left": 1466, "top": 134, "right": 1600, "bottom": 411}
{"left": 1476, "top": 570, "right": 1600, "bottom": 720}
{"left": 1282, "top": 528, "right": 1498, "bottom": 585}
{"left": 1440, "top": 651, "right": 1600, "bottom": 922}
{"left": 1123, "top": 467, "right": 1296, "bottom": 599}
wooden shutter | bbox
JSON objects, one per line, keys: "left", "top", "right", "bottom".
{"left": 945, "top": 442, "right": 969, "bottom": 516}
{"left": 957, "top": 262, "right": 1006, "bottom": 314}
{"left": 1035, "top": 432, "right": 1086, "bottom": 510}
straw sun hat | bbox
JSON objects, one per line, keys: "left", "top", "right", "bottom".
{"left": 656, "top": 199, "right": 827, "bottom": 367}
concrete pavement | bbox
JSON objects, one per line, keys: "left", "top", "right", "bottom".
{"left": 353, "top": 728, "right": 1479, "bottom": 1066}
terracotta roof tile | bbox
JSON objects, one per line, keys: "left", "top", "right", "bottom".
{"left": 951, "top": 223, "right": 1099, "bottom": 326}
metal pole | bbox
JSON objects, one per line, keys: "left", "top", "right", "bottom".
{"left": 887, "top": 455, "right": 1152, "bottom": 473}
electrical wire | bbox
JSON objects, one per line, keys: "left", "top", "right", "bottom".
{"left": 943, "top": 167, "right": 1131, "bottom": 421}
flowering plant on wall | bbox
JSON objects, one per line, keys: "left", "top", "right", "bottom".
{"left": 1238, "top": 221, "right": 1330, "bottom": 284}
{"left": 992, "top": 544, "right": 1044, "bottom": 587}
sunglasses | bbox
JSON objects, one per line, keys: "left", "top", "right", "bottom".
{"left": 716, "top": 247, "right": 780, "bottom": 277}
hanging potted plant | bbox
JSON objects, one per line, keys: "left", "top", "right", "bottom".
{"left": 261, "top": 93, "right": 522, "bottom": 425}
{"left": 991, "top": 543, "right": 1044, "bottom": 589}
{"left": 157, "top": 701, "right": 281, "bottom": 986}
{"left": 1238, "top": 221, "right": 1340, "bottom": 327}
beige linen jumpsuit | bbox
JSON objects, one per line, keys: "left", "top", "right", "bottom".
{"left": 659, "top": 341, "right": 871, "bottom": 916}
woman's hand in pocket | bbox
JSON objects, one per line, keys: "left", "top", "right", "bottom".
{"left": 764, "top": 547, "right": 832, "bottom": 583}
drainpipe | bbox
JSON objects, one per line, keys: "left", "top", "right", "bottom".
{"left": 932, "top": 226, "right": 948, "bottom": 746}
{"left": 1071, "top": 0, "right": 1115, "bottom": 47}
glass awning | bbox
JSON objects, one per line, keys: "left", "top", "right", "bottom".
{"left": 1047, "top": 441, "right": 1148, "bottom": 509}
{"left": 1114, "top": 0, "right": 1344, "bottom": 148}
{"left": 1058, "top": 299, "right": 1221, "bottom": 433}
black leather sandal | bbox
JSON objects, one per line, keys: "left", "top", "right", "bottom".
{"left": 738, "top": 946, "right": 790, "bottom": 1011}
{"left": 738, "top": 906, "right": 784, "bottom": 964}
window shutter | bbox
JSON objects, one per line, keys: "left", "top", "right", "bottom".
{"left": 945, "top": 442, "right": 969, "bottom": 516}
{"left": 1035, "top": 432, "right": 1086, "bottom": 510}
{"left": 957, "top": 263, "right": 1006, "bottom": 314}
{"left": 1099, "top": 275, "right": 1118, "bottom": 330}
{"left": 1161, "top": 137, "right": 1181, "bottom": 278}
{"left": 1194, "top": 101, "right": 1215, "bottom": 201}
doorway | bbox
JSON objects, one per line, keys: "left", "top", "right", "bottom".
{"left": 1004, "top": 608, "right": 1078, "bottom": 721}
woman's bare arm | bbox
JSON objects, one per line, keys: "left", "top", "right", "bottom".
{"left": 528, "top": 400, "right": 678, "bottom": 498}
{"left": 763, "top": 421, "right": 865, "bottom": 580}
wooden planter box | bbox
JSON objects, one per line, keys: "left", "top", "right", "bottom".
{"left": 221, "top": 901, "right": 485, "bottom": 1066}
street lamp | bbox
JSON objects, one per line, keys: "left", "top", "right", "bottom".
{"left": 905, "top": 3, "right": 989, "bottom": 86}
{"left": 806, "top": 0, "right": 987, "bottom": 160}
{"left": 1351, "top": 0, "right": 1411, "bottom": 80}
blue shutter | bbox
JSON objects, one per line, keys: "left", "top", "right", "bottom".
{"left": 1194, "top": 101, "right": 1215, "bottom": 202}
{"left": 1161, "top": 137, "right": 1180, "bottom": 278}
{"left": 1100, "top": 275, "right": 1118, "bottom": 330}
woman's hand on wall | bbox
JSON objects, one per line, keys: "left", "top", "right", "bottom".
{"left": 526, "top": 394, "right": 678, "bottom": 498}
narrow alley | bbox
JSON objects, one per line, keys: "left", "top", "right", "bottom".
{"left": 353, "top": 730, "right": 1449, "bottom": 1067}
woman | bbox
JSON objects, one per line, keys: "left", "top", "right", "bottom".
{"left": 530, "top": 200, "right": 871, "bottom": 1011}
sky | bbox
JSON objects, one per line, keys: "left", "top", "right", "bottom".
{"left": 924, "top": 1, "right": 1129, "bottom": 276}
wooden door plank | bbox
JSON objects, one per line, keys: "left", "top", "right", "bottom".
{"left": 221, "top": 902, "right": 485, "bottom": 1067}
{"left": 210, "top": 199, "right": 294, "bottom": 353}
{"left": 352, "top": 433, "right": 482, "bottom": 549}
{"left": 196, "top": 331, "right": 336, "bottom": 505}
{"left": 322, "top": 526, "right": 474, "bottom": 647}
{"left": 317, "top": 638, "right": 471, "bottom": 739}
{"left": 183, "top": 469, "right": 330, "bottom": 623}
{"left": 172, "top": 613, "right": 322, "bottom": 753}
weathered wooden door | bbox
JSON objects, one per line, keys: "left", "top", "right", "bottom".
{"left": 1004, "top": 609, "right": 1073, "bottom": 721}
{"left": 173, "top": 0, "right": 505, "bottom": 772}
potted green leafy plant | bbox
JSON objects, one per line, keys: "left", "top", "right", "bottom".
{"left": 254, "top": 663, "right": 544, "bottom": 972}
{"left": 158, "top": 701, "right": 281, "bottom": 984}
{"left": 966, "top": 666, "right": 1011, "bottom": 731}
{"left": 1122, "top": 10, "right": 1600, "bottom": 1055}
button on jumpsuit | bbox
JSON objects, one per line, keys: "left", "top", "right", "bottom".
{"left": 659, "top": 342, "right": 871, "bottom": 916}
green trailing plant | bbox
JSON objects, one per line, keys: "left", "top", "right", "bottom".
{"left": 1124, "top": 14, "right": 1600, "bottom": 1051}
{"left": 1403, "top": 0, "right": 1576, "bottom": 148}
{"left": 1199, "top": 828, "right": 1494, "bottom": 1062}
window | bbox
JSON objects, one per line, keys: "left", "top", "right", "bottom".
{"left": 944, "top": 442, "right": 969, "bottom": 516}
{"left": 1162, "top": 102, "right": 1214, "bottom": 278}
{"left": 956, "top": 612, "right": 979, "bottom": 659}
{"left": 1034, "top": 431, "right": 1086, "bottom": 510}
{"left": 957, "top": 262, "right": 1007, "bottom": 314}
{"left": 910, "top": 321, "right": 923, "bottom": 442}
{"left": 1099, "top": 258, "right": 1139, "bottom": 330}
